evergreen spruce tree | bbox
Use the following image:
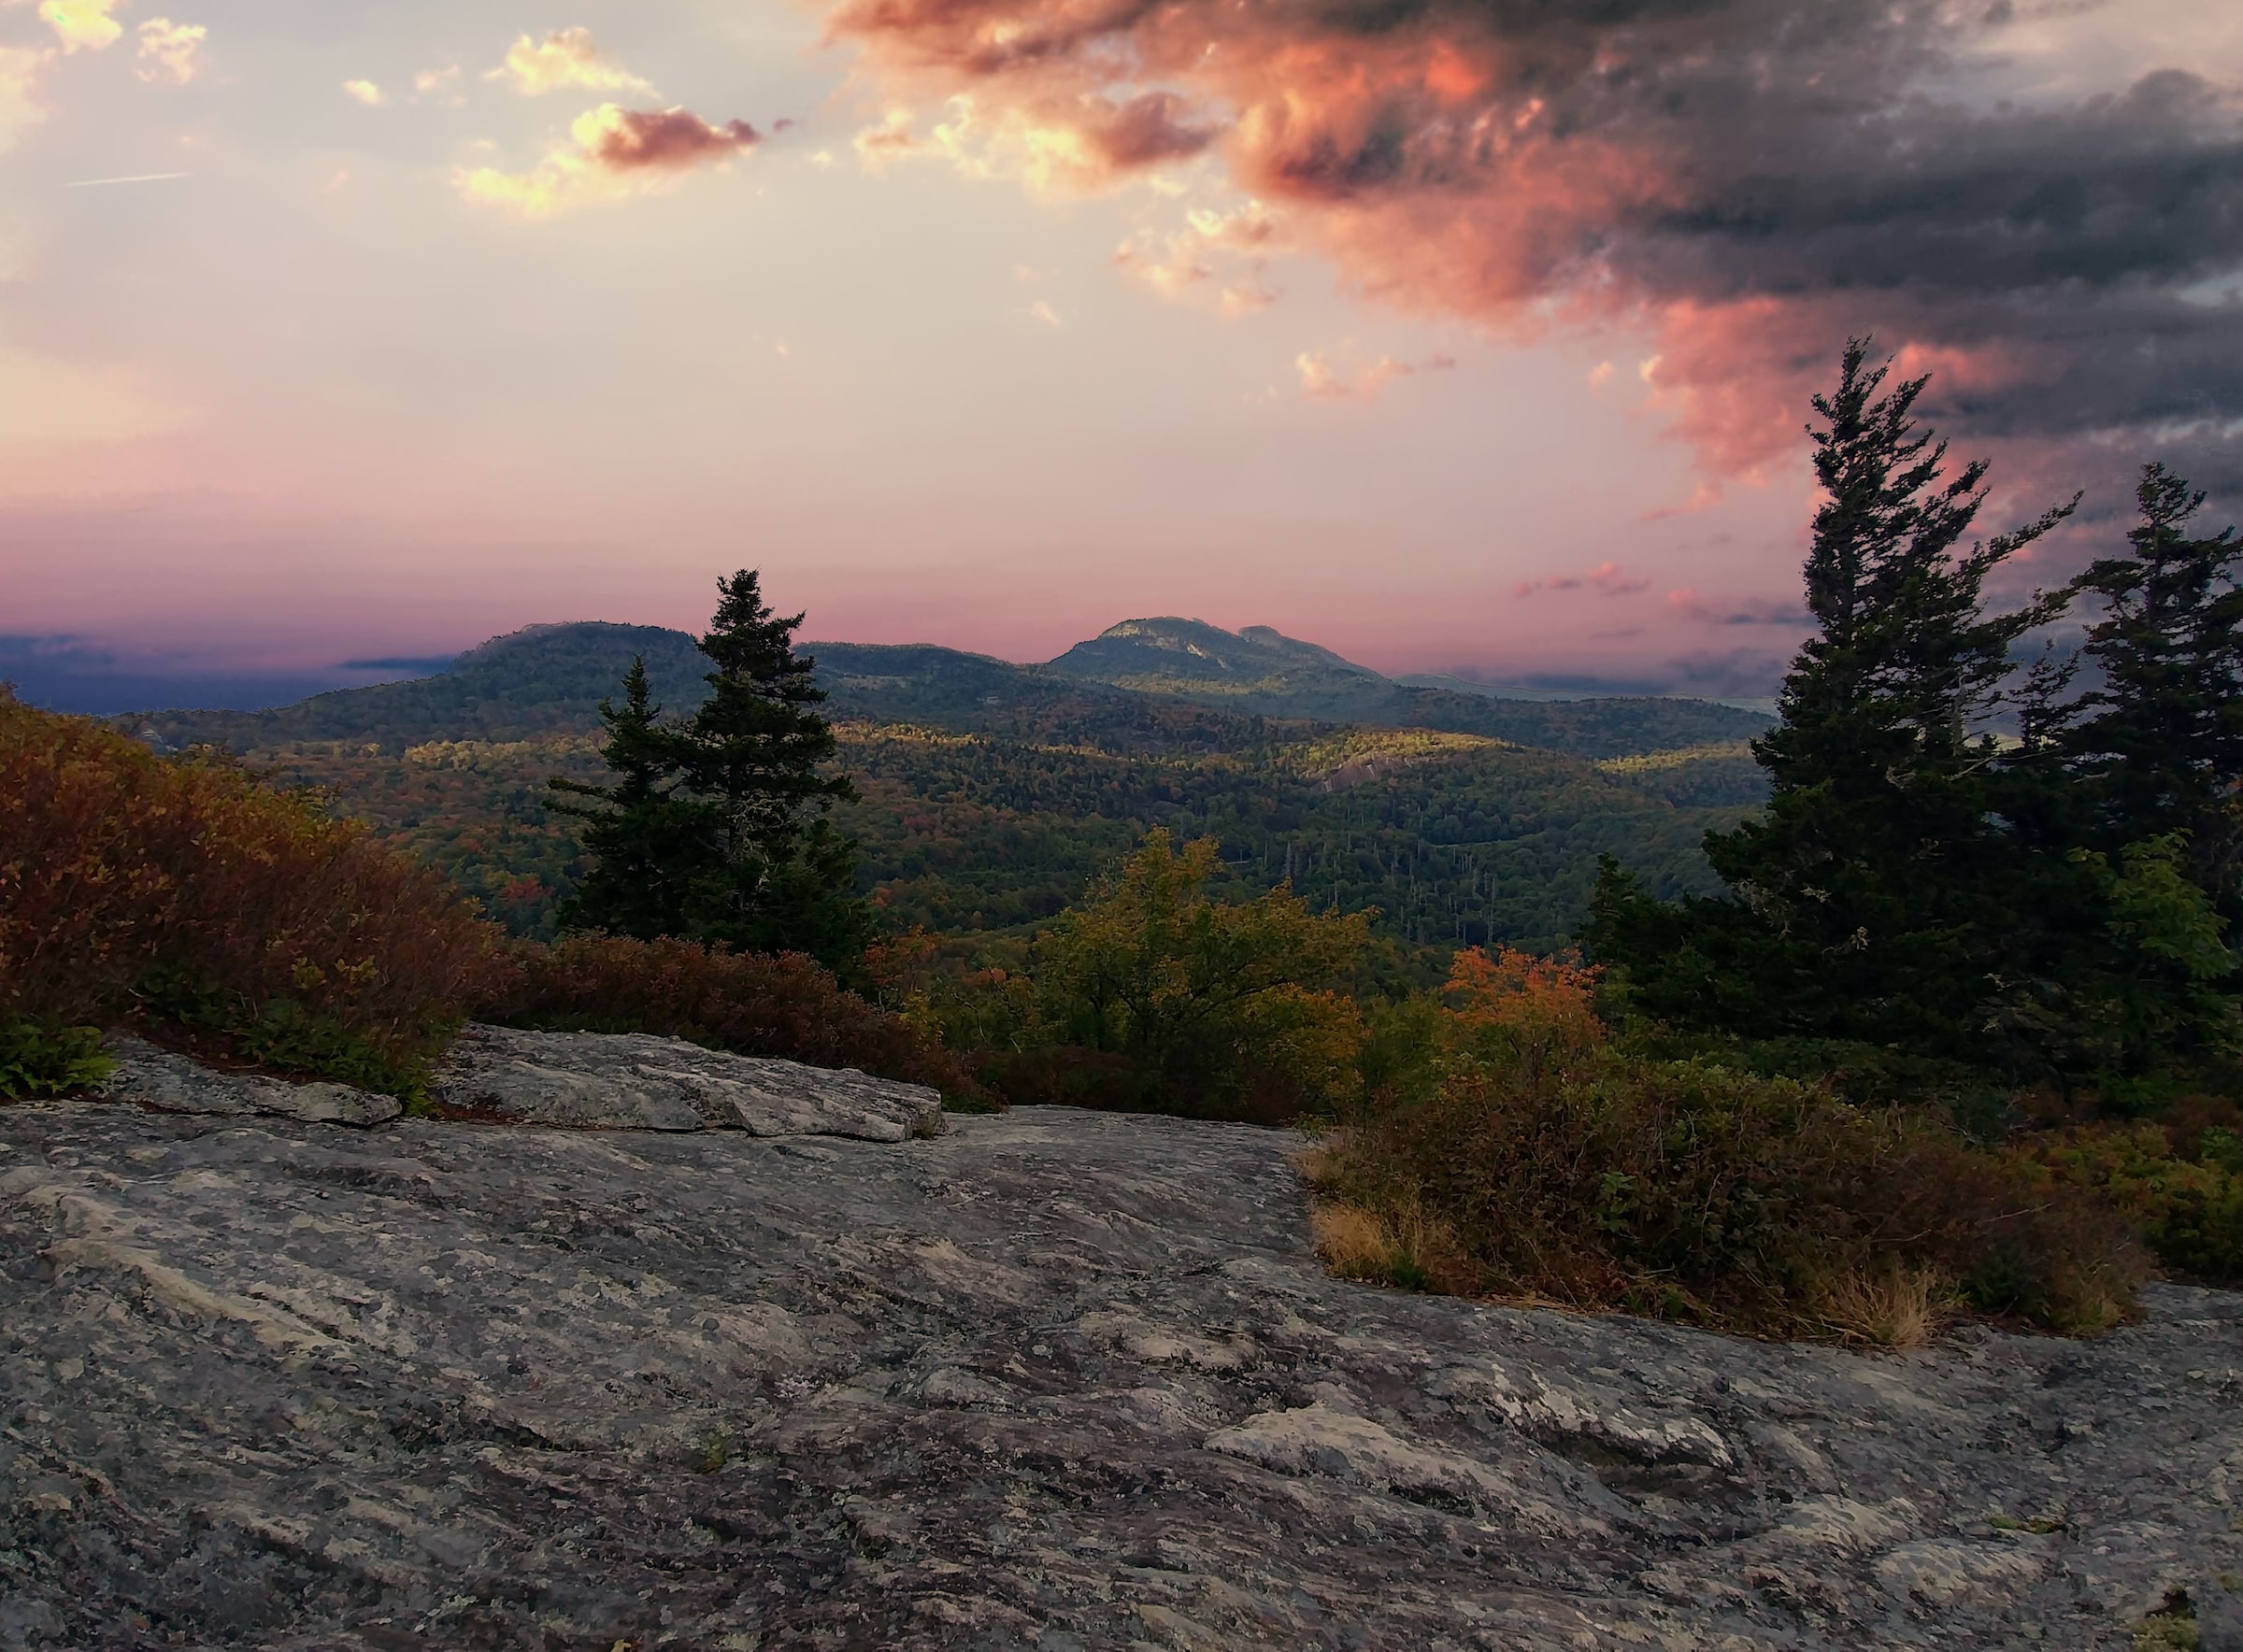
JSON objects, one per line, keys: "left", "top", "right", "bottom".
{"left": 2067, "top": 463, "right": 2243, "bottom": 904}
{"left": 1588, "top": 341, "right": 2073, "bottom": 1059}
{"left": 548, "top": 658, "right": 719, "bottom": 940}
{"left": 2043, "top": 466, "right": 2243, "bottom": 1089}
{"left": 550, "top": 576, "right": 872, "bottom": 969}
{"left": 675, "top": 570, "right": 871, "bottom": 968}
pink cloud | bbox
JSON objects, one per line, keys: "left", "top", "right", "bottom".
{"left": 1516, "top": 561, "right": 1650, "bottom": 599}
{"left": 1666, "top": 588, "right": 1811, "bottom": 626}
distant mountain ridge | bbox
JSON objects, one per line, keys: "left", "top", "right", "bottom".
{"left": 110, "top": 619, "right": 1775, "bottom": 951}
{"left": 124, "top": 618, "right": 1772, "bottom": 762}
{"left": 1043, "top": 617, "right": 1771, "bottom": 756}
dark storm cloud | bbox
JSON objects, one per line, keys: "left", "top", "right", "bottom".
{"left": 833, "top": 0, "right": 2243, "bottom": 483}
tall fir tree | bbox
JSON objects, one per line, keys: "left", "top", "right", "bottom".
{"left": 550, "top": 573, "right": 872, "bottom": 969}
{"left": 2038, "top": 466, "right": 2243, "bottom": 1089}
{"left": 2066, "top": 463, "right": 2243, "bottom": 906}
{"left": 548, "top": 658, "right": 720, "bottom": 940}
{"left": 676, "top": 570, "right": 871, "bottom": 967}
{"left": 1588, "top": 341, "right": 2073, "bottom": 1057}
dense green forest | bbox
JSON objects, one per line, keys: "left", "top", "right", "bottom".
{"left": 123, "top": 622, "right": 1770, "bottom": 954}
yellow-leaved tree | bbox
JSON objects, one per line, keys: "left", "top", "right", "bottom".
{"left": 1028, "top": 830, "right": 1369, "bottom": 1123}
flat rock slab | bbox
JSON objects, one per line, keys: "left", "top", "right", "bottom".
{"left": 430, "top": 1023, "right": 945, "bottom": 1142}
{"left": 2, "top": 1103, "right": 2240, "bottom": 1650}
{"left": 96, "top": 1033, "right": 403, "bottom": 1128}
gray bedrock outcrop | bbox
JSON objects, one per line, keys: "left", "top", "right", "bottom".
{"left": 0, "top": 1101, "right": 2238, "bottom": 1651}
{"left": 96, "top": 1033, "right": 405, "bottom": 1129}
{"left": 97, "top": 1024, "right": 945, "bottom": 1143}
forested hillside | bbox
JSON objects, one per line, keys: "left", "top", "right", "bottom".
{"left": 121, "top": 620, "right": 1770, "bottom": 952}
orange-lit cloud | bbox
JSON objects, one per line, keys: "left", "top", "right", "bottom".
{"left": 826, "top": 0, "right": 2243, "bottom": 490}
{"left": 458, "top": 103, "right": 762, "bottom": 217}
{"left": 1113, "top": 201, "right": 1284, "bottom": 316}
{"left": 36, "top": 0, "right": 121, "bottom": 53}
{"left": 0, "top": 43, "right": 50, "bottom": 150}
{"left": 1295, "top": 350, "right": 1452, "bottom": 403}
{"left": 341, "top": 78, "right": 382, "bottom": 107}
{"left": 850, "top": 88, "right": 1214, "bottom": 195}
{"left": 135, "top": 18, "right": 204, "bottom": 85}
{"left": 487, "top": 28, "right": 652, "bottom": 97}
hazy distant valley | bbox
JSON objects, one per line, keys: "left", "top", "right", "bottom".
{"left": 119, "top": 618, "right": 1770, "bottom": 952}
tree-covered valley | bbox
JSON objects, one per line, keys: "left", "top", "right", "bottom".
{"left": 122, "top": 620, "right": 1771, "bottom": 955}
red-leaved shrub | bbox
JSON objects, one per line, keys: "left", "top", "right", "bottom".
{"left": 479, "top": 934, "right": 982, "bottom": 1101}
{"left": 0, "top": 691, "right": 505, "bottom": 1094}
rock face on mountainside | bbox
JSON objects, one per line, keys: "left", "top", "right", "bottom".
{"left": 4, "top": 1062, "right": 2241, "bottom": 1649}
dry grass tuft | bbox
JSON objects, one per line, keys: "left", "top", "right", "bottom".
{"left": 1309, "top": 1198, "right": 1465, "bottom": 1293}
{"left": 1816, "top": 1263, "right": 1952, "bottom": 1348}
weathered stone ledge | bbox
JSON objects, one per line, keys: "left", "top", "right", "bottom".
{"left": 2, "top": 1099, "right": 2237, "bottom": 1648}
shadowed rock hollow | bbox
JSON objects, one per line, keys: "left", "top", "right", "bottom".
{"left": 3, "top": 1074, "right": 2240, "bottom": 1649}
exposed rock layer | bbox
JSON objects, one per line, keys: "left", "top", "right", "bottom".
{"left": 429, "top": 1023, "right": 945, "bottom": 1142}
{"left": 96, "top": 1033, "right": 402, "bottom": 1128}
{"left": 95, "top": 1024, "right": 946, "bottom": 1144}
{"left": 2, "top": 1098, "right": 2239, "bottom": 1649}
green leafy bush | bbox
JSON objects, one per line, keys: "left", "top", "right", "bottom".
{"left": 0, "top": 1019, "right": 113, "bottom": 1101}
{"left": 2034, "top": 1118, "right": 2243, "bottom": 1285}
{"left": 1015, "top": 831, "right": 1369, "bottom": 1122}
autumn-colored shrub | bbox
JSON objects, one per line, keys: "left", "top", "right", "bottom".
{"left": 479, "top": 933, "right": 981, "bottom": 1101}
{"left": 1307, "top": 947, "right": 2147, "bottom": 1340}
{"left": 2031, "top": 1118, "right": 2243, "bottom": 1285}
{"left": 1010, "top": 830, "right": 1369, "bottom": 1123}
{"left": 0, "top": 691, "right": 504, "bottom": 1096}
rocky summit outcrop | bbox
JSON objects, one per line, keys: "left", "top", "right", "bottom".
{"left": 2, "top": 1081, "right": 2240, "bottom": 1650}
{"left": 96, "top": 1025, "right": 945, "bottom": 1144}
{"left": 96, "top": 1033, "right": 404, "bottom": 1129}
{"left": 428, "top": 1025, "right": 945, "bottom": 1143}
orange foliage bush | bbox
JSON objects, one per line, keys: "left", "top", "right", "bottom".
{"left": 479, "top": 934, "right": 981, "bottom": 1101}
{"left": 0, "top": 691, "right": 503, "bottom": 1093}
{"left": 1311, "top": 946, "right": 2146, "bottom": 1339}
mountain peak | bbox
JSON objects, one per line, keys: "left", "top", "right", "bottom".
{"left": 1051, "top": 619, "right": 1388, "bottom": 702}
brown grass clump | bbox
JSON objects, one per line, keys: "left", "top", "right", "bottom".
{"left": 479, "top": 933, "right": 982, "bottom": 1102}
{"left": 1308, "top": 947, "right": 2148, "bottom": 1340}
{"left": 1308, "top": 1196, "right": 1472, "bottom": 1294}
{"left": 1813, "top": 1263, "right": 1952, "bottom": 1349}
{"left": 0, "top": 691, "right": 503, "bottom": 1097}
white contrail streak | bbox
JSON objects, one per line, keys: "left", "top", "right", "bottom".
{"left": 63, "top": 172, "right": 195, "bottom": 188}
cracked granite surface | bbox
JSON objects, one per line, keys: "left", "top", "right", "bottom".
{"left": 3, "top": 1089, "right": 2240, "bottom": 1649}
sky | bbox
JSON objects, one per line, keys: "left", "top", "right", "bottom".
{"left": 1, "top": 0, "right": 2239, "bottom": 705}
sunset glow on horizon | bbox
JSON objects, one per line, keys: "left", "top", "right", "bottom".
{"left": 3, "top": 0, "right": 2239, "bottom": 700}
